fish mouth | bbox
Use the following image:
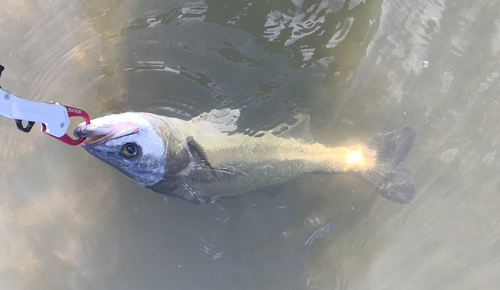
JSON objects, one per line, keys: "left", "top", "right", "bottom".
{"left": 74, "top": 121, "right": 139, "bottom": 147}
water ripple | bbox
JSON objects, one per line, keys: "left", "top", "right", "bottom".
{"left": 326, "top": 17, "right": 354, "bottom": 49}
{"left": 197, "top": 236, "right": 226, "bottom": 262}
{"left": 301, "top": 220, "right": 336, "bottom": 261}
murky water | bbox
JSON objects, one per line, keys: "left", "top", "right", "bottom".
{"left": 1, "top": 0, "right": 500, "bottom": 289}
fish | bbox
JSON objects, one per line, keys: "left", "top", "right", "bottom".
{"left": 74, "top": 108, "right": 415, "bottom": 204}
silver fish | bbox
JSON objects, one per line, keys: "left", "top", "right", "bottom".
{"left": 74, "top": 108, "right": 415, "bottom": 204}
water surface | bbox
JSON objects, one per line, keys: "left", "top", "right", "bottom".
{"left": 1, "top": 0, "right": 500, "bottom": 289}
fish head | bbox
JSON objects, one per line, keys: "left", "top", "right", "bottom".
{"left": 74, "top": 113, "right": 166, "bottom": 187}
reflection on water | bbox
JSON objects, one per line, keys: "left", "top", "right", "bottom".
{"left": 1, "top": 0, "right": 500, "bottom": 289}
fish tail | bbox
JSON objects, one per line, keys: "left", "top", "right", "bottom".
{"left": 360, "top": 126, "right": 415, "bottom": 204}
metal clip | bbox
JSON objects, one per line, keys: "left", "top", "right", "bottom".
{"left": 42, "top": 105, "right": 91, "bottom": 145}
{"left": 0, "top": 65, "right": 90, "bottom": 146}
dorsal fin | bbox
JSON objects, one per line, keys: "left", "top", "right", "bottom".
{"left": 271, "top": 113, "right": 314, "bottom": 144}
{"left": 191, "top": 108, "right": 240, "bottom": 133}
{"left": 185, "top": 136, "right": 220, "bottom": 182}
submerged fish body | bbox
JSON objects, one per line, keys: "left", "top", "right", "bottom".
{"left": 74, "top": 109, "right": 415, "bottom": 204}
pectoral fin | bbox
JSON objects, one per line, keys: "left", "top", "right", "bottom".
{"left": 185, "top": 136, "right": 220, "bottom": 182}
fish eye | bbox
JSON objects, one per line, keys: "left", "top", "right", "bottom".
{"left": 120, "top": 143, "right": 140, "bottom": 159}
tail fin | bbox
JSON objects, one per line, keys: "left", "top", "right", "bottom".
{"left": 360, "top": 126, "right": 415, "bottom": 204}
